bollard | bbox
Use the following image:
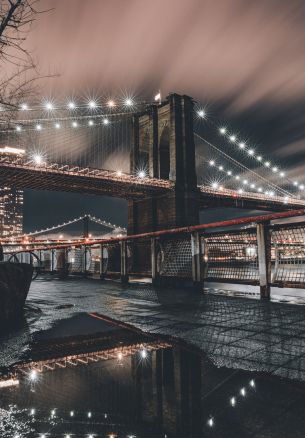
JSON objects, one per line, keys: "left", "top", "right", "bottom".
{"left": 257, "top": 221, "right": 271, "bottom": 300}
{"left": 99, "top": 244, "right": 105, "bottom": 280}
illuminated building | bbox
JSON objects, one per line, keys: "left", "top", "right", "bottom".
{"left": 0, "top": 146, "right": 25, "bottom": 237}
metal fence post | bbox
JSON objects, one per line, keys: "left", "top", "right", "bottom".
{"left": 120, "top": 240, "right": 128, "bottom": 284}
{"left": 151, "top": 237, "right": 158, "bottom": 285}
{"left": 99, "top": 244, "right": 105, "bottom": 280}
{"left": 257, "top": 221, "right": 271, "bottom": 300}
{"left": 191, "top": 231, "right": 202, "bottom": 290}
{"left": 83, "top": 245, "right": 87, "bottom": 276}
{"left": 51, "top": 249, "right": 55, "bottom": 273}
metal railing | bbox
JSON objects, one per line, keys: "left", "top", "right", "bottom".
{"left": 4, "top": 209, "right": 305, "bottom": 299}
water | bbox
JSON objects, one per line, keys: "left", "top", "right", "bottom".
{"left": 2, "top": 278, "right": 305, "bottom": 436}
{"left": 1, "top": 323, "right": 305, "bottom": 438}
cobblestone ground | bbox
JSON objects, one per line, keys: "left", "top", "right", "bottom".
{"left": 1, "top": 277, "right": 305, "bottom": 382}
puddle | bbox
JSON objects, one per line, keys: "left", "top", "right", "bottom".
{"left": 1, "top": 315, "right": 305, "bottom": 437}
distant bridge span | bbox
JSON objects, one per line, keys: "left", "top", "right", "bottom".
{"left": 1, "top": 157, "right": 305, "bottom": 211}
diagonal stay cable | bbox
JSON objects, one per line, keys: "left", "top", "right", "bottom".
{"left": 195, "top": 132, "right": 293, "bottom": 198}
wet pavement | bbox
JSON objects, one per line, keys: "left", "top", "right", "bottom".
{"left": 1, "top": 277, "right": 305, "bottom": 384}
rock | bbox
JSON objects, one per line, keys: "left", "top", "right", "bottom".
{"left": 0, "top": 262, "right": 33, "bottom": 325}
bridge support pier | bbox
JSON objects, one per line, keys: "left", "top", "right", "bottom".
{"left": 257, "top": 221, "right": 271, "bottom": 300}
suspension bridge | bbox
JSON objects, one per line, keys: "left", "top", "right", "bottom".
{"left": 3, "top": 92, "right": 305, "bottom": 299}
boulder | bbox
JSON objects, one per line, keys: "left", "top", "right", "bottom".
{"left": 0, "top": 262, "right": 33, "bottom": 325}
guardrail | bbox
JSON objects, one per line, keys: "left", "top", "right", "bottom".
{"left": 4, "top": 209, "right": 305, "bottom": 299}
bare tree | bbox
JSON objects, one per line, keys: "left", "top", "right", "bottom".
{"left": 0, "top": 1, "right": 51, "bottom": 116}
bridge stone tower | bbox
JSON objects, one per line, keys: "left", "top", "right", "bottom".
{"left": 128, "top": 93, "right": 200, "bottom": 234}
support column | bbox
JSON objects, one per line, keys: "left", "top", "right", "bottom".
{"left": 257, "top": 221, "right": 271, "bottom": 300}
{"left": 120, "top": 240, "right": 128, "bottom": 284}
{"left": 191, "top": 231, "right": 202, "bottom": 290}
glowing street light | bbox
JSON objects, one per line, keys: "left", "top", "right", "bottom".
{"left": 33, "top": 154, "right": 43, "bottom": 165}
{"left": 107, "top": 100, "right": 115, "bottom": 108}
{"left": 72, "top": 121, "right": 78, "bottom": 128}
{"left": 16, "top": 125, "right": 21, "bottom": 132}
{"left": 45, "top": 102, "right": 54, "bottom": 111}
{"left": 240, "top": 387, "right": 246, "bottom": 397}
{"left": 197, "top": 109, "right": 205, "bottom": 118}
{"left": 103, "top": 118, "right": 109, "bottom": 125}
{"left": 239, "top": 142, "right": 245, "bottom": 149}
{"left": 68, "top": 101, "right": 76, "bottom": 109}
{"left": 88, "top": 120, "right": 94, "bottom": 126}
{"left": 116, "top": 170, "right": 122, "bottom": 176}
{"left": 35, "top": 124, "right": 42, "bottom": 131}
{"left": 230, "top": 397, "right": 236, "bottom": 406}
{"left": 138, "top": 170, "right": 146, "bottom": 178}
{"left": 125, "top": 98, "right": 133, "bottom": 106}
{"left": 219, "top": 127, "right": 226, "bottom": 134}
{"left": 55, "top": 123, "right": 61, "bottom": 129}
{"left": 20, "top": 103, "right": 28, "bottom": 110}
{"left": 209, "top": 160, "right": 215, "bottom": 166}
{"left": 249, "top": 379, "right": 255, "bottom": 387}
{"left": 88, "top": 100, "right": 97, "bottom": 109}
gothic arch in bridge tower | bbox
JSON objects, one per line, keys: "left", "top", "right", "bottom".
{"left": 129, "top": 93, "right": 200, "bottom": 235}
{"left": 159, "top": 124, "right": 170, "bottom": 180}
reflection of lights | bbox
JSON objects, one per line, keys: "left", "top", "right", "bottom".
{"left": 140, "top": 349, "right": 147, "bottom": 359}
{"left": 72, "top": 121, "right": 78, "bottom": 128}
{"left": 249, "top": 379, "right": 255, "bottom": 387}
{"left": 88, "top": 411, "right": 92, "bottom": 418}
{"left": 117, "top": 352, "right": 123, "bottom": 360}
{"left": 219, "top": 127, "right": 226, "bottom": 134}
{"left": 30, "top": 408, "right": 35, "bottom": 415}
{"left": 117, "top": 170, "right": 122, "bottom": 176}
{"left": 55, "top": 123, "right": 61, "bottom": 129}
{"left": 65, "top": 435, "right": 71, "bottom": 438}
{"left": 40, "top": 435, "right": 46, "bottom": 438}
{"left": 207, "top": 417, "right": 214, "bottom": 427}
{"left": 29, "top": 370, "right": 38, "bottom": 381}
{"left": 240, "top": 387, "right": 246, "bottom": 396}
{"left": 70, "top": 410, "right": 74, "bottom": 417}
{"left": 0, "top": 378, "right": 19, "bottom": 388}
{"left": 230, "top": 397, "right": 236, "bottom": 406}
{"left": 16, "top": 125, "right": 21, "bottom": 132}
{"left": 246, "top": 247, "right": 257, "bottom": 257}
{"left": 51, "top": 409, "right": 56, "bottom": 416}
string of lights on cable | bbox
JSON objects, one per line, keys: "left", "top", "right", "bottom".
{"left": 195, "top": 106, "right": 305, "bottom": 192}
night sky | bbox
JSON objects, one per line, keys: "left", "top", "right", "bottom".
{"left": 20, "top": 0, "right": 305, "bottom": 231}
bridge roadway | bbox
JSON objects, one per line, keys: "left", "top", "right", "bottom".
{"left": 1, "top": 157, "right": 305, "bottom": 210}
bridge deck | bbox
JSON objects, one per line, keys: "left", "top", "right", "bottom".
{"left": 1, "top": 157, "right": 305, "bottom": 210}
